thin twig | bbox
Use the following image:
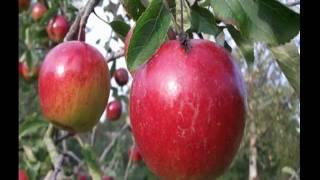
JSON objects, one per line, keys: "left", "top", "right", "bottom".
{"left": 64, "top": 0, "right": 101, "bottom": 41}
{"left": 51, "top": 154, "right": 65, "bottom": 180}
{"left": 99, "top": 123, "right": 129, "bottom": 162}
{"left": 93, "top": 9, "right": 109, "bottom": 25}
{"left": 180, "top": 0, "right": 184, "bottom": 33}
{"left": 106, "top": 49, "right": 125, "bottom": 63}
{"left": 54, "top": 132, "right": 75, "bottom": 144}
{"left": 91, "top": 125, "right": 98, "bottom": 146}
{"left": 124, "top": 154, "right": 133, "bottom": 180}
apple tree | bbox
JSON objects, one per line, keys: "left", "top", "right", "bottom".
{"left": 19, "top": 0, "right": 300, "bottom": 179}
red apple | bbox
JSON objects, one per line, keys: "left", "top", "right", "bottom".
{"left": 129, "top": 40, "right": 246, "bottom": 179}
{"left": 19, "top": 0, "right": 30, "bottom": 11}
{"left": 114, "top": 68, "right": 129, "bottom": 86}
{"left": 77, "top": 173, "right": 88, "bottom": 180}
{"left": 102, "top": 176, "right": 114, "bottom": 180}
{"left": 39, "top": 41, "right": 110, "bottom": 132}
{"left": 19, "top": 169, "right": 28, "bottom": 180}
{"left": 106, "top": 100, "right": 122, "bottom": 121}
{"left": 47, "top": 15, "right": 69, "bottom": 43}
{"left": 129, "top": 145, "right": 142, "bottom": 163}
{"left": 19, "top": 61, "right": 40, "bottom": 82}
{"left": 31, "top": 3, "right": 47, "bottom": 21}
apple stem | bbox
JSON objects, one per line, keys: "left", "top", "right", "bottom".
{"left": 178, "top": 0, "right": 191, "bottom": 52}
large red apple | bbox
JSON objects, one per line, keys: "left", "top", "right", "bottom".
{"left": 114, "top": 68, "right": 129, "bottom": 86}
{"left": 19, "top": 169, "right": 28, "bottom": 180}
{"left": 47, "top": 15, "right": 69, "bottom": 43}
{"left": 19, "top": 61, "right": 40, "bottom": 82}
{"left": 19, "top": 0, "right": 30, "bottom": 11}
{"left": 129, "top": 39, "right": 246, "bottom": 179}
{"left": 106, "top": 100, "right": 122, "bottom": 121}
{"left": 128, "top": 145, "right": 142, "bottom": 163}
{"left": 31, "top": 3, "right": 47, "bottom": 21}
{"left": 39, "top": 41, "right": 110, "bottom": 132}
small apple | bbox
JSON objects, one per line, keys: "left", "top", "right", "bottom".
{"left": 106, "top": 100, "right": 122, "bottom": 121}
{"left": 114, "top": 68, "right": 129, "bottom": 86}
{"left": 31, "top": 3, "right": 47, "bottom": 21}
{"left": 130, "top": 40, "right": 246, "bottom": 179}
{"left": 19, "top": 169, "right": 28, "bottom": 180}
{"left": 102, "top": 176, "right": 114, "bottom": 180}
{"left": 38, "top": 41, "right": 110, "bottom": 133}
{"left": 128, "top": 145, "right": 142, "bottom": 163}
{"left": 19, "top": 0, "right": 30, "bottom": 11}
{"left": 77, "top": 173, "right": 88, "bottom": 180}
{"left": 19, "top": 61, "right": 40, "bottom": 83}
{"left": 47, "top": 15, "right": 69, "bottom": 43}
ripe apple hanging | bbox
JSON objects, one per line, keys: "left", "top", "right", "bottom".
{"left": 129, "top": 39, "right": 246, "bottom": 179}
{"left": 38, "top": 41, "right": 110, "bottom": 132}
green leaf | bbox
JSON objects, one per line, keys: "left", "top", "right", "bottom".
{"left": 19, "top": 117, "right": 48, "bottom": 139}
{"left": 210, "top": 0, "right": 300, "bottom": 45}
{"left": 190, "top": 4, "right": 221, "bottom": 35}
{"left": 81, "top": 144, "right": 102, "bottom": 180}
{"left": 110, "top": 60, "right": 116, "bottom": 76}
{"left": 109, "top": 20, "right": 130, "bottom": 41}
{"left": 270, "top": 42, "right": 300, "bottom": 96}
{"left": 127, "top": 0, "right": 171, "bottom": 72}
{"left": 227, "top": 25, "right": 254, "bottom": 64}
{"left": 121, "top": 0, "right": 146, "bottom": 20}
{"left": 39, "top": 6, "right": 58, "bottom": 26}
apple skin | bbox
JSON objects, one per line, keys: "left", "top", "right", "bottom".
{"left": 114, "top": 68, "right": 129, "bottom": 86}
{"left": 106, "top": 100, "right": 122, "bottom": 121}
{"left": 47, "top": 15, "right": 69, "bottom": 43}
{"left": 19, "top": 62, "right": 40, "bottom": 82}
{"left": 19, "top": 0, "right": 30, "bottom": 11}
{"left": 19, "top": 169, "right": 28, "bottom": 180}
{"left": 129, "top": 145, "right": 142, "bottom": 163}
{"left": 31, "top": 3, "right": 47, "bottom": 21}
{"left": 129, "top": 40, "right": 246, "bottom": 180}
{"left": 38, "top": 41, "right": 110, "bottom": 133}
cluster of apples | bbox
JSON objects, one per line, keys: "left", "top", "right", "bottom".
{"left": 20, "top": 0, "right": 246, "bottom": 178}
{"left": 19, "top": 1, "right": 73, "bottom": 83}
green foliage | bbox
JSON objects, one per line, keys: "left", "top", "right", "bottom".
{"left": 127, "top": 0, "right": 171, "bottom": 72}
{"left": 109, "top": 20, "right": 130, "bottom": 41}
{"left": 210, "top": 0, "right": 300, "bottom": 45}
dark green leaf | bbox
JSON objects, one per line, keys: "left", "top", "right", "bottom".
{"left": 227, "top": 25, "right": 254, "bottom": 64}
{"left": 110, "top": 61, "right": 117, "bottom": 76}
{"left": 121, "top": 0, "right": 146, "bottom": 20}
{"left": 127, "top": 0, "right": 171, "bottom": 72}
{"left": 96, "top": 39, "right": 101, "bottom": 44}
{"left": 165, "top": 0, "right": 176, "bottom": 18}
{"left": 270, "top": 42, "right": 300, "bottom": 96}
{"left": 190, "top": 4, "right": 221, "bottom": 35}
{"left": 19, "top": 117, "right": 48, "bottom": 139}
{"left": 211, "top": 0, "right": 300, "bottom": 45}
{"left": 109, "top": 20, "right": 130, "bottom": 41}
{"left": 81, "top": 144, "right": 102, "bottom": 180}
{"left": 25, "top": 50, "right": 33, "bottom": 69}
{"left": 39, "top": 6, "right": 58, "bottom": 26}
